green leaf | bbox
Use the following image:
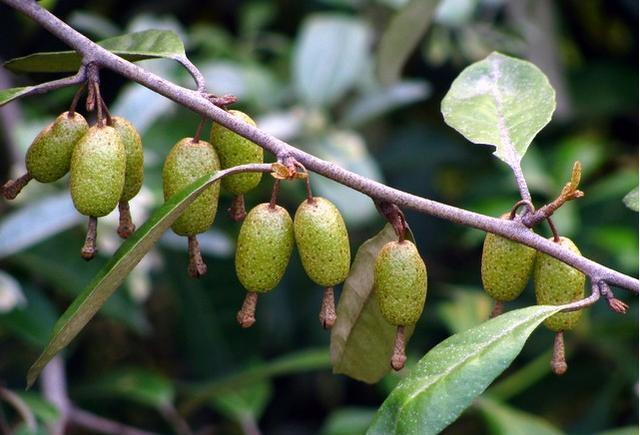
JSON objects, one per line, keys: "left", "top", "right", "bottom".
{"left": 75, "top": 368, "right": 174, "bottom": 408}
{"left": 623, "top": 186, "right": 638, "bottom": 212}
{"left": 209, "top": 381, "right": 272, "bottom": 422}
{"left": 376, "top": 0, "right": 438, "bottom": 85}
{"left": 477, "top": 397, "right": 565, "bottom": 435}
{"left": 180, "top": 348, "right": 330, "bottom": 414}
{"left": 0, "top": 86, "right": 35, "bottom": 107}
{"left": 4, "top": 29, "right": 186, "bottom": 73}
{"left": 367, "top": 305, "right": 561, "bottom": 435}
{"left": 437, "top": 287, "right": 492, "bottom": 334}
{"left": 26, "top": 169, "right": 230, "bottom": 388}
{"left": 441, "top": 52, "right": 556, "bottom": 167}
{"left": 293, "top": 14, "right": 371, "bottom": 107}
{"left": 16, "top": 393, "right": 60, "bottom": 424}
{"left": 330, "top": 225, "right": 415, "bottom": 383}
{"left": 321, "top": 407, "right": 376, "bottom": 435}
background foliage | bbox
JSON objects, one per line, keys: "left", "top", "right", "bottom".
{"left": 0, "top": 0, "right": 637, "bottom": 434}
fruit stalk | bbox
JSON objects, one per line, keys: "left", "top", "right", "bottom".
{"left": 228, "top": 194, "right": 247, "bottom": 222}
{"left": 269, "top": 179, "right": 280, "bottom": 209}
{"left": 81, "top": 216, "right": 98, "bottom": 261}
{"left": 117, "top": 201, "right": 136, "bottom": 238}
{"left": 187, "top": 236, "right": 207, "bottom": 278}
{"left": 319, "top": 287, "right": 336, "bottom": 329}
{"left": 237, "top": 292, "right": 258, "bottom": 328}
{"left": 490, "top": 301, "right": 505, "bottom": 318}
{"left": 2, "top": 173, "right": 33, "bottom": 200}
{"left": 391, "top": 326, "right": 407, "bottom": 371}
{"left": 551, "top": 331, "right": 567, "bottom": 375}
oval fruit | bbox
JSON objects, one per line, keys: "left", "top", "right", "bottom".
{"left": 374, "top": 240, "right": 427, "bottom": 326}
{"left": 481, "top": 216, "right": 536, "bottom": 302}
{"left": 294, "top": 197, "right": 351, "bottom": 287}
{"left": 111, "top": 116, "right": 144, "bottom": 201}
{"left": 70, "top": 125, "right": 125, "bottom": 217}
{"left": 26, "top": 111, "right": 88, "bottom": 183}
{"left": 235, "top": 203, "right": 294, "bottom": 293}
{"left": 534, "top": 236, "right": 586, "bottom": 331}
{"left": 162, "top": 138, "right": 220, "bottom": 236}
{"left": 210, "top": 110, "right": 263, "bottom": 195}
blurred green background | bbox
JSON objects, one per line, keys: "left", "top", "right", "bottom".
{"left": 0, "top": 0, "right": 637, "bottom": 434}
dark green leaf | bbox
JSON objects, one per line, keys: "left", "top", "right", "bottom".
{"left": 0, "top": 86, "right": 35, "bottom": 107}
{"left": 75, "top": 368, "right": 174, "bottom": 408}
{"left": 209, "top": 381, "right": 272, "bottom": 422}
{"left": 321, "top": 407, "right": 376, "bottom": 435}
{"left": 376, "top": 0, "right": 438, "bottom": 85}
{"left": 4, "top": 29, "right": 186, "bottom": 73}
{"left": 477, "top": 397, "right": 565, "bottom": 435}
{"left": 26, "top": 170, "right": 230, "bottom": 388}
{"left": 16, "top": 393, "right": 60, "bottom": 424}
{"left": 441, "top": 52, "right": 555, "bottom": 166}
{"left": 367, "top": 305, "right": 561, "bottom": 435}
{"left": 330, "top": 225, "right": 415, "bottom": 383}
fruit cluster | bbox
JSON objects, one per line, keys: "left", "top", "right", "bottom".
{"left": 2, "top": 107, "right": 144, "bottom": 259}
{"left": 481, "top": 212, "right": 586, "bottom": 374}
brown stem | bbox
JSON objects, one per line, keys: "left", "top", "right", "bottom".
{"left": 81, "top": 216, "right": 98, "bottom": 261}
{"left": 237, "top": 292, "right": 258, "bottom": 328}
{"left": 269, "top": 179, "right": 280, "bottom": 209}
{"left": 490, "top": 300, "right": 505, "bottom": 318}
{"left": 228, "top": 194, "right": 247, "bottom": 222}
{"left": 375, "top": 200, "right": 408, "bottom": 242}
{"left": 509, "top": 199, "right": 535, "bottom": 220}
{"left": 99, "top": 96, "right": 112, "bottom": 126}
{"left": 391, "top": 326, "right": 407, "bottom": 371}
{"left": 546, "top": 217, "right": 560, "bottom": 243}
{"left": 117, "top": 201, "right": 135, "bottom": 239}
{"left": 2, "top": 173, "right": 32, "bottom": 200}
{"left": 599, "top": 282, "right": 629, "bottom": 314}
{"left": 319, "top": 287, "right": 336, "bottom": 329}
{"left": 550, "top": 331, "right": 567, "bottom": 375}
{"left": 93, "top": 81, "right": 104, "bottom": 127}
{"left": 192, "top": 117, "right": 206, "bottom": 143}
{"left": 207, "top": 94, "right": 238, "bottom": 108}
{"left": 187, "top": 235, "right": 207, "bottom": 278}
{"left": 68, "top": 83, "right": 86, "bottom": 116}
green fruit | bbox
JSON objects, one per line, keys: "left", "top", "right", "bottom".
{"left": 235, "top": 203, "right": 294, "bottom": 293}
{"left": 534, "top": 237, "right": 586, "bottom": 332}
{"left": 26, "top": 111, "right": 88, "bottom": 183}
{"left": 111, "top": 116, "right": 144, "bottom": 201}
{"left": 162, "top": 138, "right": 220, "bottom": 236}
{"left": 481, "top": 215, "right": 536, "bottom": 302}
{"left": 294, "top": 197, "right": 350, "bottom": 287}
{"left": 210, "top": 110, "right": 263, "bottom": 195}
{"left": 374, "top": 240, "right": 428, "bottom": 326}
{"left": 70, "top": 125, "right": 126, "bottom": 217}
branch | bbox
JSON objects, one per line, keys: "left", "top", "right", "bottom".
{"left": 69, "top": 408, "right": 160, "bottom": 435}
{"left": 5, "top": 66, "right": 86, "bottom": 102}
{"left": 1, "top": 0, "right": 638, "bottom": 294}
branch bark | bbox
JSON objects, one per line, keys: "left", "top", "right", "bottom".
{"left": 1, "top": 0, "right": 638, "bottom": 293}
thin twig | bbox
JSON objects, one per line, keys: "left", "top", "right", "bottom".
{"left": 2, "top": 0, "right": 638, "bottom": 294}
{"left": 69, "top": 407, "right": 160, "bottom": 435}
{"left": 174, "top": 54, "right": 207, "bottom": 92}
{"left": 0, "top": 387, "right": 36, "bottom": 430}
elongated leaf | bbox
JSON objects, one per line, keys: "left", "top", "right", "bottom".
{"left": 367, "top": 305, "right": 561, "bottom": 435}
{"left": 441, "top": 52, "right": 555, "bottom": 167}
{"left": 477, "top": 397, "right": 565, "bottom": 435}
{"left": 209, "top": 381, "right": 272, "bottom": 422}
{"left": 25, "top": 168, "right": 238, "bottom": 388}
{"left": 330, "top": 225, "right": 415, "bottom": 383}
{"left": 376, "top": 0, "right": 438, "bottom": 85}
{"left": 293, "top": 15, "right": 371, "bottom": 107}
{"left": 5, "top": 29, "right": 186, "bottom": 73}
{"left": 0, "top": 86, "right": 34, "bottom": 107}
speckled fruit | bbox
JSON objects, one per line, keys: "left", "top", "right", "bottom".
{"left": 162, "top": 138, "right": 220, "bottom": 236}
{"left": 210, "top": 110, "right": 263, "bottom": 195}
{"left": 26, "top": 111, "right": 88, "bottom": 183}
{"left": 235, "top": 203, "right": 294, "bottom": 293}
{"left": 374, "top": 240, "right": 427, "bottom": 326}
{"left": 70, "top": 125, "right": 125, "bottom": 217}
{"left": 294, "top": 197, "right": 350, "bottom": 287}
{"left": 111, "top": 116, "right": 144, "bottom": 201}
{"left": 481, "top": 215, "right": 536, "bottom": 302}
{"left": 535, "top": 237, "right": 586, "bottom": 332}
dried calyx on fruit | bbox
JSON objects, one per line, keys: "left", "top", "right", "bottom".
{"left": 534, "top": 235, "right": 586, "bottom": 375}
{"left": 373, "top": 207, "right": 427, "bottom": 371}
{"left": 481, "top": 212, "right": 536, "bottom": 317}
{"left": 70, "top": 123, "right": 126, "bottom": 260}
{"left": 111, "top": 116, "right": 144, "bottom": 238}
{"left": 162, "top": 136, "right": 221, "bottom": 277}
{"left": 2, "top": 111, "right": 88, "bottom": 199}
{"left": 210, "top": 110, "right": 264, "bottom": 221}
{"left": 293, "top": 177, "right": 350, "bottom": 329}
{"left": 235, "top": 181, "right": 294, "bottom": 328}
